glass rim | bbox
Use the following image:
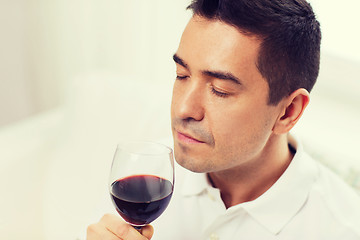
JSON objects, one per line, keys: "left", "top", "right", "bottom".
{"left": 116, "top": 140, "right": 173, "bottom": 156}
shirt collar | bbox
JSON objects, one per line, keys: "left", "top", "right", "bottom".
{"left": 240, "top": 134, "right": 318, "bottom": 234}
{"left": 181, "top": 167, "right": 210, "bottom": 196}
{"left": 180, "top": 134, "right": 318, "bottom": 235}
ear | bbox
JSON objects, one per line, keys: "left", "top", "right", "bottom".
{"left": 273, "top": 88, "right": 310, "bottom": 134}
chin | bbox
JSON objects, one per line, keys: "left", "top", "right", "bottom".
{"left": 174, "top": 153, "right": 212, "bottom": 173}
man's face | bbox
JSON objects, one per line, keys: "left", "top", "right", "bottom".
{"left": 171, "top": 16, "right": 283, "bottom": 173}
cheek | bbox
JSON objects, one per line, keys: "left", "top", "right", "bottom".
{"left": 170, "top": 85, "right": 179, "bottom": 118}
{"left": 210, "top": 104, "right": 254, "bottom": 140}
{"left": 209, "top": 104, "right": 274, "bottom": 158}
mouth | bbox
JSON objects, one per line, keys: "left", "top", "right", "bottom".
{"left": 176, "top": 131, "right": 205, "bottom": 144}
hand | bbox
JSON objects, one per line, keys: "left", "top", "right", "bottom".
{"left": 87, "top": 214, "right": 154, "bottom": 240}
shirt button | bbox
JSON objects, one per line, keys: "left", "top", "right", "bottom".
{"left": 209, "top": 233, "right": 219, "bottom": 240}
{"left": 207, "top": 192, "right": 216, "bottom": 201}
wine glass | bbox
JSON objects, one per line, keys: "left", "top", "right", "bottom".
{"left": 109, "top": 141, "right": 174, "bottom": 229}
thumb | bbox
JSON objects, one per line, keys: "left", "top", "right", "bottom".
{"left": 141, "top": 225, "right": 154, "bottom": 239}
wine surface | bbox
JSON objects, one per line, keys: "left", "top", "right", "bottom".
{"left": 110, "top": 175, "right": 173, "bottom": 226}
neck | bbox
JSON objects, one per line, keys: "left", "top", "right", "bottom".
{"left": 208, "top": 134, "right": 293, "bottom": 209}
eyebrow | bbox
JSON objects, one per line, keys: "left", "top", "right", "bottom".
{"left": 172, "top": 53, "right": 242, "bottom": 85}
{"left": 173, "top": 54, "right": 189, "bottom": 69}
{"left": 202, "top": 70, "right": 242, "bottom": 85}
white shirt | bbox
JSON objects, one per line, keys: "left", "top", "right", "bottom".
{"left": 151, "top": 135, "right": 360, "bottom": 240}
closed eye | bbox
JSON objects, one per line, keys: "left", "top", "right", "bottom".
{"left": 176, "top": 75, "right": 189, "bottom": 80}
{"left": 211, "top": 87, "right": 229, "bottom": 98}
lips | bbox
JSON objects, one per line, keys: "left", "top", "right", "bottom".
{"left": 176, "top": 131, "right": 205, "bottom": 144}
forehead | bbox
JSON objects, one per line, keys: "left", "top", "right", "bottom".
{"left": 177, "top": 16, "right": 263, "bottom": 81}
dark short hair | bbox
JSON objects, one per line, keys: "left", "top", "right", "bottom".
{"left": 187, "top": 0, "right": 321, "bottom": 105}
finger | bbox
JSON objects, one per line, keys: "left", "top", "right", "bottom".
{"left": 141, "top": 225, "right": 154, "bottom": 239}
{"left": 87, "top": 223, "right": 119, "bottom": 240}
{"left": 99, "top": 214, "right": 149, "bottom": 240}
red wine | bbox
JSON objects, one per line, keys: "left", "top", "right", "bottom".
{"left": 110, "top": 175, "right": 173, "bottom": 226}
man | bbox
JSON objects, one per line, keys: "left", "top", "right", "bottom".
{"left": 87, "top": 0, "right": 360, "bottom": 239}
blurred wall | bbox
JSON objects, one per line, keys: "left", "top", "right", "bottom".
{"left": 309, "top": 0, "right": 360, "bottom": 61}
{"left": 0, "top": 0, "right": 359, "bottom": 127}
{"left": 0, "top": 1, "right": 35, "bottom": 126}
{"left": 0, "top": 0, "right": 191, "bottom": 126}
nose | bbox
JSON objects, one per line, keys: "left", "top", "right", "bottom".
{"left": 172, "top": 79, "right": 204, "bottom": 122}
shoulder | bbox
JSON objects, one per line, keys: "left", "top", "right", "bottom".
{"left": 307, "top": 153, "right": 360, "bottom": 237}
